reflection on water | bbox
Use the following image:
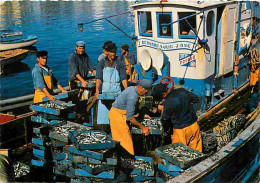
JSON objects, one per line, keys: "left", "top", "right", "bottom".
{"left": 0, "top": 1, "right": 135, "bottom": 99}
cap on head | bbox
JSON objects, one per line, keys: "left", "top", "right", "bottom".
{"left": 102, "top": 40, "right": 112, "bottom": 50}
{"left": 106, "top": 42, "right": 117, "bottom": 53}
{"left": 151, "top": 83, "right": 167, "bottom": 101}
{"left": 76, "top": 41, "right": 86, "bottom": 47}
{"left": 37, "top": 50, "right": 48, "bottom": 58}
{"left": 121, "top": 44, "right": 129, "bottom": 50}
{"left": 139, "top": 79, "right": 152, "bottom": 90}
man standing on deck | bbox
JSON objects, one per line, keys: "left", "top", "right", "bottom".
{"left": 32, "top": 50, "right": 67, "bottom": 103}
{"left": 118, "top": 44, "right": 138, "bottom": 84}
{"left": 68, "top": 41, "right": 96, "bottom": 99}
{"left": 108, "top": 79, "right": 152, "bottom": 155}
{"left": 151, "top": 83, "right": 202, "bottom": 152}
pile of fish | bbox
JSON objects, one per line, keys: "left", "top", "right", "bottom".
{"left": 201, "top": 132, "right": 218, "bottom": 155}
{"left": 74, "top": 132, "right": 109, "bottom": 144}
{"left": 155, "top": 143, "right": 205, "bottom": 181}
{"left": 213, "top": 114, "right": 246, "bottom": 148}
{"left": 13, "top": 162, "right": 30, "bottom": 178}
{"left": 132, "top": 117, "right": 163, "bottom": 135}
{"left": 38, "top": 102, "right": 67, "bottom": 110}
{"left": 162, "top": 146, "right": 204, "bottom": 163}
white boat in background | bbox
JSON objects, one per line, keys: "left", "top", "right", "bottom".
{"left": 0, "top": 30, "right": 37, "bottom": 51}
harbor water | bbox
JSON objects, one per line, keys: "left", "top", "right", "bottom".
{"left": 0, "top": 1, "right": 135, "bottom": 100}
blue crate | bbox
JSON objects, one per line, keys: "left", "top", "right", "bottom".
{"left": 69, "top": 130, "right": 115, "bottom": 150}
{"left": 51, "top": 139, "right": 67, "bottom": 147}
{"left": 98, "top": 93, "right": 119, "bottom": 100}
{"left": 131, "top": 156, "right": 154, "bottom": 177}
{"left": 162, "top": 159, "right": 184, "bottom": 172}
{"left": 132, "top": 175, "right": 155, "bottom": 182}
{"left": 53, "top": 152, "right": 67, "bottom": 161}
{"left": 31, "top": 159, "right": 45, "bottom": 167}
{"left": 158, "top": 163, "right": 181, "bottom": 177}
{"left": 75, "top": 163, "right": 115, "bottom": 175}
{"left": 30, "top": 101, "right": 75, "bottom": 116}
{"left": 77, "top": 79, "right": 96, "bottom": 88}
{"left": 33, "top": 148, "right": 45, "bottom": 157}
{"left": 32, "top": 137, "right": 44, "bottom": 146}
{"left": 155, "top": 143, "right": 205, "bottom": 169}
{"left": 31, "top": 116, "right": 49, "bottom": 124}
{"left": 65, "top": 145, "right": 113, "bottom": 160}
{"left": 34, "top": 154, "right": 45, "bottom": 161}
{"left": 34, "top": 143, "right": 46, "bottom": 150}
{"left": 68, "top": 153, "right": 86, "bottom": 163}
{"left": 49, "top": 122, "right": 92, "bottom": 143}
{"left": 131, "top": 117, "right": 162, "bottom": 135}
{"left": 75, "top": 169, "right": 115, "bottom": 179}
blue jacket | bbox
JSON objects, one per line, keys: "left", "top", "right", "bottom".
{"left": 68, "top": 51, "right": 95, "bottom": 81}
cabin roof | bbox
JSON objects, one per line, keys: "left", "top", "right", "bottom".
{"left": 131, "top": 1, "right": 235, "bottom": 10}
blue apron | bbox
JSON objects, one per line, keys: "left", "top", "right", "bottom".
{"left": 97, "top": 64, "right": 121, "bottom": 124}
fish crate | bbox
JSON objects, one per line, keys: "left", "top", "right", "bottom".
{"left": 13, "top": 162, "right": 30, "bottom": 179}
{"left": 158, "top": 163, "right": 181, "bottom": 177}
{"left": 31, "top": 116, "right": 64, "bottom": 126}
{"left": 156, "top": 169, "right": 176, "bottom": 183}
{"left": 68, "top": 153, "right": 86, "bottom": 163}
{"left": 31, "top": 159, "right": 45, "bottom": 167}
{"left": 30, "top": 101, "right": 75, "bottom": 116}
{"left": 74, "top": 168, "right": 116, "bottom": 179}
{"left": 64, "top": 145, "right": 114, "bottom": 160}
{"left": 98, "top": 93, "right": 119, "bottom": 100}
{"left": 83, "top": 156, "right": 117, "bottom": 166}
{"left": 74, "top": 163, "right": 115, "bottom": 175}
{"left": 155, "top": 143, "right": 205, "bottom": 169}
{"left": 69, "top": 130, "right": 115, "bottom": 150}
{"left": 77, "top": 78, "right": 96, "bottom": 88}
{"left": 161, "top": 159, "right": 184, "bottom": 172}
{"left": 131, "top": 175, "right": 155, "bottom": 183}
{"left": 131, "top": 117, "right": 163, "bottom": 135}
{"left": 49, "top": 122, "right": 92, "bottom": 143}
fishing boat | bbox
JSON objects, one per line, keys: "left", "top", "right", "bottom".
{"left": 0, "top": 0, "right": 260, "bottom": 182}
{"left": 0, "top": 30, "right": 37, "bottom": 51}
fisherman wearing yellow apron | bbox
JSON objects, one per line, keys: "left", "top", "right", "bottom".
{"left": 118, "top": 44, "right": 138, "bottom": 84}
{"left": 68, "top": 41, "right": 96, "bottom": 99}
{"left": 32, "top": 50, "right": 67, "bottom": 103}
{"left": 95, "top": 42, "right": 128, "bottom": 131}
{"left": 108, "top": 79, "right": 152, "bottom": 155}
{"left": 151, "top": 83, "right": 202, "bottom": 152}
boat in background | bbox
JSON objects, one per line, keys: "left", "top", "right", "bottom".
{"left": 0, "top": 30, "right": 37, "bottom": 51}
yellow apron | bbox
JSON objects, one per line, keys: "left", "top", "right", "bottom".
{"left": 33, "top": 75, "right": 54, "bottom": 103}
{"left": 108, "top": 107, "right": 134, "bottom": 155}
{"left": 69, "top": 80, "right": 88, "bottom": 100}
{"left": 172, "top": 122, "right": 202, "bottom": 152}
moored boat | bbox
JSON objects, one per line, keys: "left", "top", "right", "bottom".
{"left": 0, "top": 30, "right": 37, "bottom": 51}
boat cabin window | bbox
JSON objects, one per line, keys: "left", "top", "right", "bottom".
{"left": 157, "top": 12, "right": 172, "bottom": 38}
{"left": 206, "top": 11, "right": 215, "bottom": 36}
{"left": 138, "top": 11, "right": 152, "bottom": 37}
{"left": 178, "top": 12, "right": 197, "bottom": 39}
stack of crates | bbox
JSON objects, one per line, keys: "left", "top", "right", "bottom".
{"left": 155, "top": 143, "right": 205, "bottom": 182}
{"left": 30, "top": 101, "right": 76, "bottom": 169}
{"left": 121, "top": 156, "right": 155, "bottom": 182}
{"left": 65, "top": 130, "right": 121, "bottom": 182}
{"left": 49, "top": 122, "right": 93, "bottom": 179}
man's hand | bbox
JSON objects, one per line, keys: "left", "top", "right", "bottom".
{"left": 48, "top": 95, "right": 55, "bottom": 101}
{"left": 81, "top": 81, "right": 87, "bottom": 88}
{"left": 140, "top": 126, "right": 150, "bottom": 136}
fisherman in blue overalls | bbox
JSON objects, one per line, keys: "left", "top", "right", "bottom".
{"left": 95, "top": 42, "right": 128, "bottom": 132}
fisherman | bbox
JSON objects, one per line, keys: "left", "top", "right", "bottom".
{"left": 151, "top": 83, "right": 202, "bottom": 152}
{"left": 118, "top": 44, "right": 138, "bottom": 84}
{"left": 108, "top": 79, "right": 152, "bottom": 155}
{"left": 95, "top": 42, "right": 128, "bottom": 97}
{"left": 32, "top": 50, "right": 67, "bottom": 103}
{"left": 68, "top": 41, "right": 96, "bottom": 99}
{"left": 97, "top": 40, "right": 112, "bottom": 62}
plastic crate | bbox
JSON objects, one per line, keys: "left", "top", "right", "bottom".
{"left": 155, "top": 143, "right": 205, "bottom": 169}
{"left": 49, "top": 122, "right": 92, "bottom": 143}
{"left": 30, "top": 101, "right": 75, "bottom": 116}
{"left": 69, "top": 130, "right": 115, "bottom": 150}
{"left": 130, "top": 156, "right": 154, "bottom": 177}
{"left": 131, "top": 117, "right": 162, "bottom": 135}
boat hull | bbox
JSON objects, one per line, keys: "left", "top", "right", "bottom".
{"left": 0, "top": 37, "right": 37, "bottom": 51}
